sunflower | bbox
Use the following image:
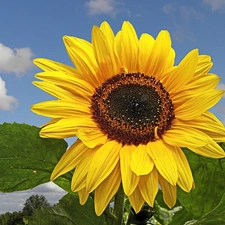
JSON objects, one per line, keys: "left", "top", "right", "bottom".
{"left": 31, "top": 21, "right": 225, "bottom": 216}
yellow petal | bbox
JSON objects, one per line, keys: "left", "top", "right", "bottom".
{"left": 138, "top": 33, "right": 155, "bottom": 73}
{"left": 35, "top": 71, "right": 95, "bottom": 96}
{"left": 163, "top": 48, "right": 176, "bottom": 74}
{"left": 205, "top": 111, "right": 224, "bottom": 126}
{"left": 175, "top": 89, "right": 224, "bottom": 120}
{"left": 77, "top": 128, "right": 108, "bottom": 148}
{"left": 118, "top": 21, "right": 138, "bottom": 72}
{"left": 130, "top": 144, "right": 154, "bottom": 176}
{"left": 41, "top": 118, "right": 61, "bottom": 128}
{"left": 172, "top": 74, "right": 220, "bottom": 107}
{"left": 33, "top": 81, "right": 76, "bottom": 100}
{"left": 31, "top": 100, "right": 91, "bottom": 118}
{"left": 175, "top": 112, "right": 225, "bottom": 142}
{"left": 163, "top": 49, "right": 199, "bottom": 93}
{"left": 163, "top": 126, "right": 209, "bottom": 148}
{"left": 194, "top": 55, "right": 212, "bottom": 76}
{"left": 78, "top": 188, "right": 89, "bottom": 205}
{"left": 147, "top": 140, "right": 178, "bottom": 185}
{"left": 128, "top": 187, "right": 145, "bottom": 213}
{"left": 50, "top": 140, "right": 87, "bottom": 180}
{"left": 189, "top": 137, "right": 225, "bottom": 158}
{"left": 159, "top": 174, "right": 177, "bottom": 208}
{"left": 138, "top": 167, "right": 158, "bottom": 206}
{"left": 201, "top": 112, "right": 225, "bottom": 141}
{"left": 94, "top": 162, "right": 121, "bottom": 216}
{"left": 86, "top": 141, "right": 121, "bottom": 192}
{"left": 99, "top": 21, "right": 121, "bottom": 75}
{"left": 185, "top": 73, "right": 220, "bottom": 92}
{"left": 115, "top": 30, "right": 121, "bottom": 59}
{"left": 197, "top": 55, "right": 211, "bottom": 64}
{"left": 92, "top": 26, "right": 119, "bottom": 80}
{"left": 100, "top": 21, "right": 115, "bottom": 47}
{"left": 72, "top": 148, "right": 96, "bottom": 191}
{"left": 63, "top": 36, "right": 102, "bottom": 86}
{"left": 194, "top": 61, "right": 213, "bottom": 77}
{"left": 120, "top": 145, "right": 140, "bottom": 195}
{"left": 171, "top": 147, "right": 194, "bottom": 192}
{"left": 40, "top": 117, "right": 97, "bottom": 138}
{"left": 145, "top": 30, "right": 173, "bottom": 78}
{"left": 34, "top": 58, "right": 77, "bottom": 73}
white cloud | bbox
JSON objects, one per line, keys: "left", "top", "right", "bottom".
{"left": 172, "top": 24, "right": 195, "bottom": 42}
{"left": 0, "top": 182, "right": 66, "bottom": 214}
{"left": 162, "top": 3, "right": 203, "bottom": 42}
{"left": 162, "top": 3, "right": 177, "bottom": 15}
{"left": 217, "top": 83, "right": 225, "bottom": 98}
{"left": 0, "top": 77, "right": 18, "bottom": 111}
{"left": 217, "top": 83, "right": 225, "bottom": 89}
{"left": 0, "top": 43, "right": 34, "bottom": 76}
{"left": 203, "top": 0, "right": 225, "bottom": 12}
{"left": 162, "top": 3, "right": 203, "bottom": 20}
{"left": 180, "top": 5, "right": 204, "bottom": 20}
{"left": 85, "top": 0, "right": 117, "bottom": 16}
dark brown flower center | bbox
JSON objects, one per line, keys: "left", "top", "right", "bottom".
{"left": 91, "top": 73, "right": 175, "bottom": 146}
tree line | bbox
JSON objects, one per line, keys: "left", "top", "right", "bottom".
{"left": 0, "top": 194, "right": 51, "bottom": 225}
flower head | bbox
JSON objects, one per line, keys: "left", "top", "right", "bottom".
{"left": 31, "top": 21, "right": 225, "bottom": 215}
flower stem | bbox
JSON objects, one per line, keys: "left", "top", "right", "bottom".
{"left": 112, "top": 184, "right": 125, "bottom": 225}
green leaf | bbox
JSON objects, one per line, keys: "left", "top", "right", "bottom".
{"left": 177, "top": 147, "right": 225, "bottom": 219}
{"left": 169, "top": 206, "right": 194, "bottom": 225}
{"left": 0, "top": 123, "right": 68, "bottom": 192}
{"left": 155, "top": 191, "right": 193, "bottom": 225}
{"left": 28, "top": 193, "right": 106, "bottom": 225}
{"left": 194, "top": 193, "right": 225, "bottom": 225}
{"left": 27, "top": 206, "right": 74, "bottom": 225}
{"left": 53, "top": 173, "right": 74, "bottom": 193}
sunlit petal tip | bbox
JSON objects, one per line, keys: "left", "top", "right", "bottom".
{"left": 159, "top": 174, "right": 177, "bottom": 208}
{"left": 122, "top": 20, "right": 131, "bottom": 26}
{"left": 62, "top": 35, "right": 70, "bottom": 43}
{"left": 157, "top": 30, "right": 171, "bottom": 39}
{"left": 193, "top": 48, "right": 199, "bottom": 54}
{"left": 32, "top": 81, "right": 39, "bottom": 86}
{"left": 63, "top": 36, "right": 77, "bottom": 50}
{"left": 33, "top": 58, "right": 55, "bottom": 71}
{"left": 39, "top": 131, "right": 49, "bottom": 138}
{"left": 50, "top": 172, "right": 57, "bottom": 181}
{"left": 78, "top": 188, "right": 89, "bottom": 205}
{"left": 128, "top": 187, "right": 145, "bottom": 213}
{"left": 100, "top": 20, "right": 110, "bottom": 28}
{"left": 63, "top": 35, "right": 80, "bottom": 49}
{"left": 95, "top": 206, "right": 104, "bottom": 216}
{"left": 50, "top": 164, "right": 68, "bottom": 181}
{"left": 92, "top": 25, "right": 100, "bottom": 34}
{"left": 33, "top": 58, "right": 41, "bottom": 65}
{"left": 200, "top": 55, "right": 211, "bottom": 61}
{"left": 33, "top": 57, "right": 49, "bottom": 65}
{"left": 121, "top": 21, "right": 137, "bottom": 35}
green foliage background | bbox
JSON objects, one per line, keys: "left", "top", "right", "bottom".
{"left": 0, "top": 123, "right": 225, "bottom": 225}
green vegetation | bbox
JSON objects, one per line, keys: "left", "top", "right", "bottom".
{"left": 1, "top": 123, "right": 225, "bottom": 224}
{"left": 0, "top": 194, "right": 51, "bottom": 225}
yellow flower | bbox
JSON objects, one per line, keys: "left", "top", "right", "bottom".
{"left": 31, "top": 21, "right": 225, "bottom": 216}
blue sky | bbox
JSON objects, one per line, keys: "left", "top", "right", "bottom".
{"left": 1, "top": 0, "right": 225, "bottom": 214}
